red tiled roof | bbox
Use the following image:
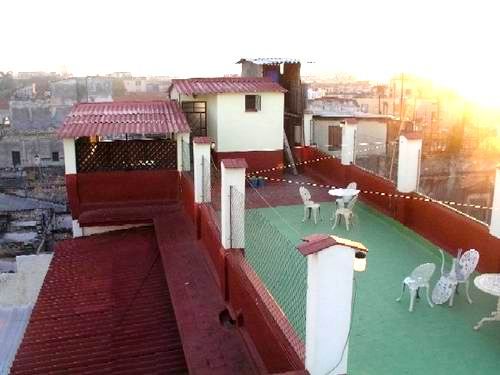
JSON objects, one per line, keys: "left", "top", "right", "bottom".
{"left": 57, "top": 100, "right": 190, "bottom": 138}
{"left": 113, "top": 92, "right": 169, "bottom": 102}
{"left": 222, "top": 158, "right": 248, "bottom": 169}
{"left": 297, "top": 234, "right": 367, "bottom": 256}
{"left": 171, "top": 77, "right": 286, "bottom": 95}
{"left": 11, "top": 228, "right": 188, "bottom": 374}
{"left": 192, "top": 136, "right": 213, "bottom": 144}
{"left": 0, "top": 99, "right": 9, "bottom": 110}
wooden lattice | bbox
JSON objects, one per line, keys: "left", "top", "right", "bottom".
{"left": 76, "top": 138, "right": 177, "bottom": 172}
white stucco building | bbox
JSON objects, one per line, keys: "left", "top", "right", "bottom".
{"left": 169, "top": 77, "right": 286, "bottom": 172}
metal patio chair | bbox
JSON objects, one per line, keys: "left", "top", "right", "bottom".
{"left": 396, "top": 263, "right": 436, "bottom": 312}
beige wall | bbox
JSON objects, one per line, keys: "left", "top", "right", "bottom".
{"left": 176, "top": 91, "right": 284, "bottom": 153}
{"left": 216, "top": 92, "right": 284, "bottom": 152}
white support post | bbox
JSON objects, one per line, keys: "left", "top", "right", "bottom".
{"left": 221, "top": 159, "right": 247, "bottom": 250}
{"left": 341, "top": 123, "right": 357, "bottom": 165}
{"left": 72, "top": 219, "right": 83, "bottom": 238}
{"left": 297, "top": 234, "right": 368, "bottom": 375}
{"left": 63, "top": 138, "right": 77, "bottom": 175}
{"left": 490, "top": 166, "right": 500, "bottom": 238}
{"left": 303, "top": 111, "right": 313, "bottom": 147}
{"left": 176, "top": 132, "right": 190, "bottom": 172}
{"left": 193, "top": 137, "right": 212, "bottom": 204}
{"left": 397, "top": 134, "right": 422, "bottom": 193}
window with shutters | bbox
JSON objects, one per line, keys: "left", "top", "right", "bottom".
{"left": 245, "top": 95, "right": 261, "bottom": 112}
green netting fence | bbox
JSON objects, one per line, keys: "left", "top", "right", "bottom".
{"left": 244, "top": 209, "right": 307, "bottom": 340}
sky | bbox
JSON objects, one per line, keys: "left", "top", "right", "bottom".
{"left": 2, "top": 0, "right": 499, "bottom": 107}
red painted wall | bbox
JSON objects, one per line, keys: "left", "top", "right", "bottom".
{"left": 214, "top": 150, "right": 283, "bottom": 177}
{"left": 68, "top": 169, "right": 180, "bottom": 218}
{"left": 181, "top": 187, "right": 304, "bottom": 373}
{"left": 180, "top": 173, "right": 195, "bottom": 222}
{"left": 293, "top": 146, "right": 500, "bottom": 272}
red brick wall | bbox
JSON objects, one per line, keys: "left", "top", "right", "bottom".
{"left": 293, "top": 146, "right": 500, "bottom": 272}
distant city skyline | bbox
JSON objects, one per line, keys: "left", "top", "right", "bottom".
{"left": 2, "top": 0, "right": 499, "bottom": 107}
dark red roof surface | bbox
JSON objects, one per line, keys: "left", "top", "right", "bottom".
{"left": 0, "top": 99, "right": 9, "bottom": 110}
{"left": 171, "top": 77, "right": 286, "bottom": 96}
{"left": 57, "top": 100, "right": 190, "bottom": 138}
{"left": 11, "top": 228, "right": 188, "bottom": 374}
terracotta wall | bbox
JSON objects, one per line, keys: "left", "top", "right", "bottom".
{"left": 293, "top": 146, "right": 500, "bottom": 272}
{"left": 67, "top": 169, "right": 180, "bottom": 218}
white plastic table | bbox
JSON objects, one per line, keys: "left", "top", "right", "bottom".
{"left": 473, "top": 273, "right": 500, "bottom": 330}
{"left": 328, "top": 188, "right": 360, "bottom": 198}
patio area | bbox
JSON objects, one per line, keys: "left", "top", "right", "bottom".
{"left": 245, "top": 199, "right": 500, "bottom": 374}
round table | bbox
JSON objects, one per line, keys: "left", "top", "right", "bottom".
{"left": 473, "top": 273, "right": 500, "bottom": 330}
{"left": 328, "top": 188, "right": 360, "bottom": 198}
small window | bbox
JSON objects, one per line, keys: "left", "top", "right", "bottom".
{"left": 52, "top": 152, "right": 59, "bottom": 162}
{"left": 12, "top": 151, "right": 21, "bottom": 167}
{"left": 245, "top": 95, "right": 261, "bottom": 112}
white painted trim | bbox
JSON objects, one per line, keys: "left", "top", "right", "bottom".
{"left": 72, "top": 219, "right": 83, "bottom": 238}
{"left": 63, "top": 138, "right": 76, "bottom": 175}
{"left": 305, "top": 244, "right": 355, "bottom": 375}
{"left": 303, "top": 113, "right": 313, "bottom": 146}
{"left": 193, "top": 142, "right": 211, "bottom": 203}
{"left": 341, "top": 124, "right": 357, "bottom": 165}
{"left": 221, "top": 164, "right": 246, "bottom": 249}
{"left": 397, "top": 135, "right": 422, "bottom": 193}
{"left": 176, "top": 132, "right": 190, "bottom": 172}
{"left": 490, "top": 167, "right": 500, "bottom": 238}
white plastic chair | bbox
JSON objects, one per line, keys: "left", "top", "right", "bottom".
{"left": 332, "top": 196, "right": 358, "bottom": 231}
{"left": 299, "top": 187, "right": 321, "bottom": 224}
{"left": 396, "top": 263, "right": 436, "bottom": 312}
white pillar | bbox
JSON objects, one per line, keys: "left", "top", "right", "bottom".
{"left": 397, "top": 134, "right": 422, "bottom": 193}
{"left": 193, "top": 137, "right": 212, "bottom": 203}
{"left": 341, "top": 123, "right": 357, "bottom": 165}
{"left": 176, "top": 132, "right": 190, "bottom": 172}
{"left": 490, "top": 166, "right": 500, "bottom": 238}
{"left": 303, "top": 111, "right": 313, "bottom": 147}
{"left": 221, "top": 159, "right": 247, "bottom": 249}
{"left": 63, "top": 138, "right": 77, "bottom": 174}
{"left": 297, "top": 234, "right": 368, "bottom": 375}
{"left": 72, "top": 219, "right": 83, "bottom": 238}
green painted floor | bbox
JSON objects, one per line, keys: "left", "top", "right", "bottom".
{"left": 245, "top": 202, "right": 500, "bottom": 375}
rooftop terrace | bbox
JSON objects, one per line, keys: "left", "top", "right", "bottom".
{"left": 245, "top": 198, "right": 500, "bottom": 374}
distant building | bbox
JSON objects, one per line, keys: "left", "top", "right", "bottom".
{"left": 0, "top": 77, "right": 112, "bottom": 168}
{"left": 107, "top": 72, "right": 132, "bottom": 78}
